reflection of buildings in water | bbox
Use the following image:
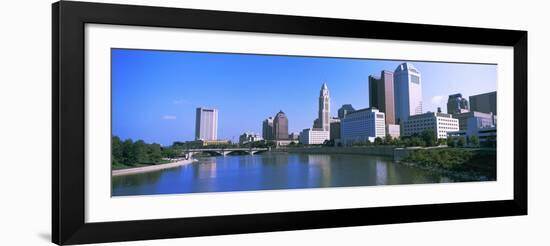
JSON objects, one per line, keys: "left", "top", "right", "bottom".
{"left": 194, "top": 158, "right": 217, "bottom": 179}
{"left": 375, "top": 159, "right": 388, "bottom": 185}
{"left": 274, "top": 152, "right": 289, "bottom": 164}
{"left": 260, "top": 152, "right": 289, "bottom": 165}
{"left": 307, "top": 154, "right": 332, "bottom": 186}
{"left": 238, "top": 154, "right": 257, "bottom": 166}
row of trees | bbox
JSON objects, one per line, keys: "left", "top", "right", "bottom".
{"left": 112, "top": 136, "right": 164, "bottom": 166}
{"left": 403, "top": 148, "right": 475, "bottom": 171}
{"left": 347, "top": 130, "right": 442, "bottom": 148}
{"left": 446, "top": 135, "right": 480, "bottom": 147}
{"left": 317, "top": 130, "right": 488, "bottom": 149}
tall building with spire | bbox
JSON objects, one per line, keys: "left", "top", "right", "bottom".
{"left": 302, "top": 82, "right": 331, "bottom": 145}
{"left": 313, "top": 82, "right": 331, "bottom": 131}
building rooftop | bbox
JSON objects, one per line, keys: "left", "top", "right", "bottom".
{"left": 394, "top": 62, "right": 420, "bottom": 74}
{"left": 346, "top": 107, "right": 380, "bottom": 115}
{"left": 408, "top": 112, "right": 454, "bottom": 119}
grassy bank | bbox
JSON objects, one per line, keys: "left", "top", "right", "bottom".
{"left": 401, "top": 148, "right": 496, "bottom": 181}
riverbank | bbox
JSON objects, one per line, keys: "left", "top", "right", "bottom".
{"left": 112, "top": 158, "right": 196, "bottom": 176}
{"left": 399, "top": 148, "right": 496, "bottom": 181}
{"left": 286, "top": 146, "right": 395, "bottom": 157}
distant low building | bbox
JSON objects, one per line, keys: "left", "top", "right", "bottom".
{"left": 386, "top": 124, "right": 400, "bottom": 139}
{"left": 273, "top": 140, "right": 296, "bottom": 147}
{"left": 452, "top": 111, "right": 496, "bottom": 131}
{"left": 448, "top": 127, "right": 496, "bottom": 147}
{"left": 340, "top": 108, "right": 386, "bottom": 145}
{"left": 448, "top": 111, "right": 497, "bottom": 147}
{"left": 239, "top": 132, "right": 263, "bottom": 145}
{"left": 289, "top": 132, "right": 300, "bottom": 140}
{"left": 403, "top": 112, "right": 459, "bottom": 139}
{"left": 299, "top": 128, "right": 330, "bottom": 145}
{"left": 185, "top": 139, "right": 231, "bottom": 148}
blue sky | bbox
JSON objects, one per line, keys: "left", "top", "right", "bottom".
{"left": 112, "top": 49, "right": 496, "bottom": 146}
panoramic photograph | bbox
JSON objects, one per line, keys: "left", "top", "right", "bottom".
{"left": 111, "top": 48, "right": 497, "bottom": 196}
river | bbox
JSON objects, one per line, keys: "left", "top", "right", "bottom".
{"left": 112, "top": 152, "right": 456, "bottom": 196}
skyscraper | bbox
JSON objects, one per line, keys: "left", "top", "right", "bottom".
{"left": 469, "top": 91, "right": 497, "bottom": 115}
{"left": 262, "top": 117, "right": 274, "bottom": 140}
{"left": 338, "top": 104, "right": 356, "bottom": 119}
{"left": 447, "top": 93, "right": 469, "bottom": 114}
{"left": 393, "top": 62, "right": 422, "bottom": 125}
{"left": 313, "top": 82, "right": 331, "bottom": 131}
{"left": 369, "top": 70, "right": 396, "bottom": 124}
{"left": 274, "top": 111, "right": 289, "bottom": 140}
{"left": 195, "top": 107, "right": 218, "bottom": 140}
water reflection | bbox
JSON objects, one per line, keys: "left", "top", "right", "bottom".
{"left": 376, "top": 160, "right": 387, "bottom": 185}
{"left": 112, "top": 152, "right": 458, "bottom": 196}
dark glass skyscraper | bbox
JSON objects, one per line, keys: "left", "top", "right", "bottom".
{"left": 274, "top": 111, "right": 289, "bottom": 140}
{"left": 368, "top": 70, "right": 396, "bottom": 124}
{"left": 262, "top": 117, "right": 274, "bottom": 140}
{"left": 469, "top": 91, "right": 497, "bottom": 115}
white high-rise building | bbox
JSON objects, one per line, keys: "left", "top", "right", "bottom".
{"left": 313, "top": 82, "right": 331, "bottom": 132}
{"left": 394, "top": 62, "right": 422, "bottom": 125}
{"left": 195, "top": 107, "right": 218, "bottom": 140}
{"left": 340, "top": 108, "right": 386, "bottom": 145}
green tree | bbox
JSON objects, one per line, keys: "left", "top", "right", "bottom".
{"left": 111, "top": 136, "right": 123, "bottom": 165}
{"left": 374, "top": 137, "right": 383, "bottom": 145}
{"left": 421, "top": 130, "right": 437, "bottom": 147}
{"left": 384, "top": 135, "right": 393, "bottom": 145}
{"left": 323, "top": 139, "right": 335, "bottom": 147}
{"left": 162, "top": 147, "right": 178, "bottom": 159}
{"left": 457, "top": 137, "right": 466, "bottom": 147}
{"left": 400, "top": 138, "right": 411, "bottom": 147}
{"left": 133, "top": 140, "right": 149, "bottom": 163}
{"left": 410, "top": 137, "right": 425, "bottom": 147}
{"left": 121, "top": 139, "right": 137, "bottom": 165}
{"left": 469, "top": 135, "right": 480, "bottom": 147}
{"left": 446, "top": 137, "right": 456, "bottom": 147}
{"left": 147, "top": 143, "right": 162, "bottom": 163}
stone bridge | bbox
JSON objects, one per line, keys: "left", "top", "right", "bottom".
{"left": 181, "top": 148, "right": 269, "bottom": 157}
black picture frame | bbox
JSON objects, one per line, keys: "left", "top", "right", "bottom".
{"left": 52, "top": 1, "right": 527, "bottom": 245}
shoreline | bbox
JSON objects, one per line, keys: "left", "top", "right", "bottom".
{"left": 398, "top": 161, "right": 494, "bottom": 181}
{"left": 112, "top": 158, "right": 196, "bottom": 177}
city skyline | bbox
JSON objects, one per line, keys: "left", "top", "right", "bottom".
{"left": 112, "top": 49, "right": 497, "bottom": 145}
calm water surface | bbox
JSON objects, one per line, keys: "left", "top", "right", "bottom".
{"left": 112, "top": 153, "right": 455, "bottom": 196}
